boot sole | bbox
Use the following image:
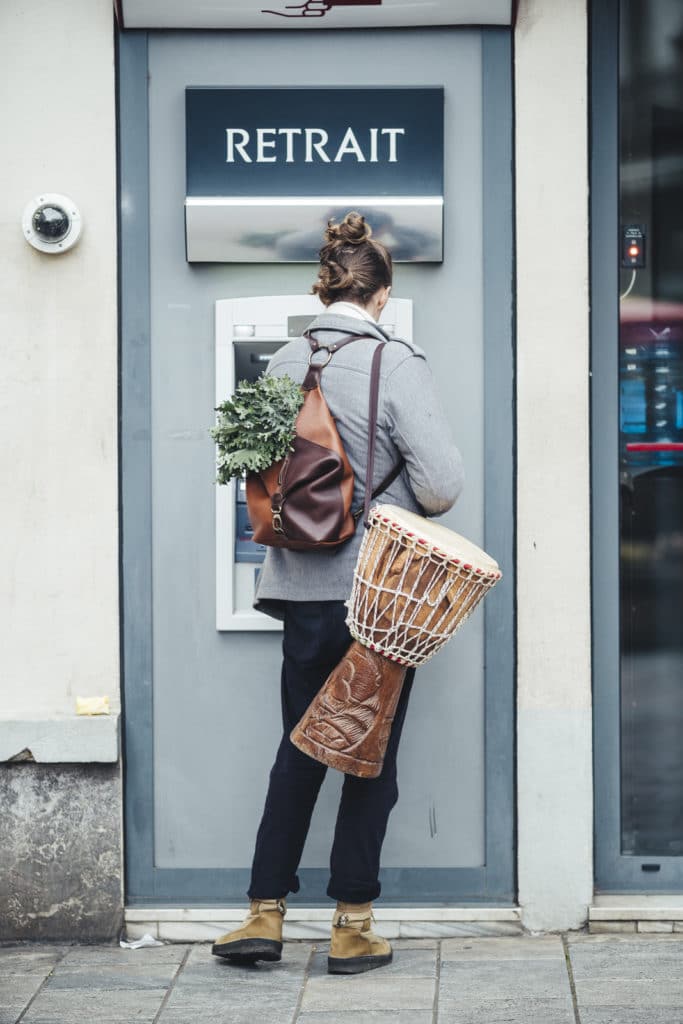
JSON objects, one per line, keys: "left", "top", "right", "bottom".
{"left": 327, "top": 950, "right": 393, "bottom": 974}
{"left": 211, "top": 938, "right": 282, "bottom": 963}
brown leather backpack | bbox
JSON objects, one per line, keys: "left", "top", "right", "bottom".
{"left": 246, "top": 329, "right": 401, "bottom": 551}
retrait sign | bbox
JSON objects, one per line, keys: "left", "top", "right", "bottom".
{"left": 185, "top": 87, "right": 444, "bottom": 263}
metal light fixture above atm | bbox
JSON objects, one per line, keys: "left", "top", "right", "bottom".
{"left": 119, "top": 0, "right": 513, "bottom": 30}
{"left": 185, "top": 87, "right": 444, "bottom": 264}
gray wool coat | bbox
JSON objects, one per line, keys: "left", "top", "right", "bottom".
{"left": 253, "top": 312, "right": 464, "bottom": 619}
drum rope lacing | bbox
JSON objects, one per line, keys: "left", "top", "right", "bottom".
{"left": 346, "top": 508, "right": 501, "bottom": 668}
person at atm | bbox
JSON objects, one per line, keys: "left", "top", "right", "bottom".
{"left": 212, "top": 212, "right": 463, "bottom": 974}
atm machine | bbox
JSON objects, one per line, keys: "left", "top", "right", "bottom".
{"left": 215, "top": 294, "right": 413, "bottom": 630}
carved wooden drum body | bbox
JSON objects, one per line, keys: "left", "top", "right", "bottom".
{"left": 291, "top": 504, "right": 502, "bottom": 778}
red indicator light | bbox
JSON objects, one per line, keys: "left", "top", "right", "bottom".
{"left": 621, "top": 225, "right": 645, "bottom": 268}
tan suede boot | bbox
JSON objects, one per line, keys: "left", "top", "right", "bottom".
{"left": 211, "top": 898, "right": 286, "bottom": 963}
{"left": 328, "top": 901, "right": 392, "bottom": 974}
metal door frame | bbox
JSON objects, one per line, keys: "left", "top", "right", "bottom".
{"left": 591, "top": 0, "right": 683, "bottom": 890}
{"left": 119, "top": 27, "right": 515, "bottom": 907}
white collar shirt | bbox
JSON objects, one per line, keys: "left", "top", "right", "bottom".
{"left": 324, "top": 300, "right": 377, "bottom": 324}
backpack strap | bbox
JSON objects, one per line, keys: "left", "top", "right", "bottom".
{"left": 302, "top": 330, "right": 365, "bottom": 390}
{"left": 303, "top": 330, "right": 404, "bottom": 523}
{"left": 304, "top": 327, "right": 365, "bottom": 351}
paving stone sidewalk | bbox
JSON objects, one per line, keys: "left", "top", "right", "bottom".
{"left": 3, "top": 933, "right": 683, "bottom": 1024}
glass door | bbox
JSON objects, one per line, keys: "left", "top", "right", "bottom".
{"left": 593, "top": 0, "right": 683, "bottom": 889}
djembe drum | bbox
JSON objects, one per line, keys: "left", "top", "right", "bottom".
{"left": 290, "top": 504, "right": 502, "bottom": 778}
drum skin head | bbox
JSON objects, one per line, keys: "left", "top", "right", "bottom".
{"left": 370, "top": 504, "right": 499, "bottom": 574}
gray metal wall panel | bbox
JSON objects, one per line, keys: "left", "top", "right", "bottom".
{"left": 119, "top": 31, "right": 155, "bottom": 900}
{"left": 482, "top": 28, "right": 515, "bottom": 901}
{"left": 149, "top": 28, "right": 485, "bottom": 878}
{"left": 120, "top": 26, "right": 514, "bottom": 904}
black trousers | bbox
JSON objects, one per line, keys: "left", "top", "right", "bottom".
{"left": 248, "top": 600, "right": 415, "bottom": 904}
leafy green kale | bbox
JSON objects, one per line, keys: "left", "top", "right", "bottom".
{"left": 210, "top": 374, "right": 304, "bottom": 485}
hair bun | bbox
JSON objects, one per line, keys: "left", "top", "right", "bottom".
{"left": 311, "top": 211, "right": 391, "bottom": 306}
{"left": 324, "top": 211, "right": 372, "bottom": 246}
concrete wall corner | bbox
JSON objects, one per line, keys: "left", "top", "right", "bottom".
{"left": 514, "top": 0, "right": 594, "bottom": 931}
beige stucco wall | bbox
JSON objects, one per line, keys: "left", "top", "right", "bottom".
{"left": 0, "top": 0, "right": 119, "bottom": 726}
{"left": 515, "top": 0, "right": 594, "bottom": 930}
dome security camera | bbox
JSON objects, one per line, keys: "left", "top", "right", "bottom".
{"left": 22, "top": 194, "right": 82, "bottom": 254}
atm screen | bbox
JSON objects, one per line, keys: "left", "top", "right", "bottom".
{"left": 234, "top": 341, "right": 282, "bottom": 384}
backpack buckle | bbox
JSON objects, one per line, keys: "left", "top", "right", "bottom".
{"left": 308, "top": 347, "right": 333, "bottom": 368}
{"left": 271, "top": 495, "right": 285, "bottom": 534}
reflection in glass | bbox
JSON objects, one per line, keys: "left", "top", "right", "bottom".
{"left": 619, "top": 0, "right": 683, "bottom": 855}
